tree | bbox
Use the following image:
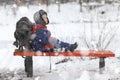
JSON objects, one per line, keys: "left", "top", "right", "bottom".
{"left": 83, "top": 11, "right": 118, "bottom": 51}
{"left": 79, "top": 0, "right": 83, "bottom": 12}
{"left": 56, "top": 0, "right": 61, "bottom": 12}
{"left": 46, "top": 0, "right": 50, "bottom": 12}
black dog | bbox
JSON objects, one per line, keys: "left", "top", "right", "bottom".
{"left": 13, "top": 17, "right": 32, "bottom": 51}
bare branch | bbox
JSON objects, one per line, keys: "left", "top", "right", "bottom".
{"left": 104, "top": 33, "right": 115, "bottom": 50}
{"left": 97, "top": 22, "right": 107, "bottom": 49}
{"left": 83, "top": 36, "right": 90, "bottom": 49}
{"left": 103, "top": 26, "right": 119, "bottom": 49}
{"left": 102, "top": 28, "right": 113, "bottom": 43}
{"left": 83, "top": 21, "right": 90, "bottom": 49}
{"left": 102, "top": 26, "right": 118, "bottom": 44}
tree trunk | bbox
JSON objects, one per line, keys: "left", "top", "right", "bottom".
{"left": 79, "top": 0, "right": 82, "bottom": 12}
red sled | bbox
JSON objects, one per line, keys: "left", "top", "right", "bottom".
{"left": 14, "top": 49, "right": 115, "bottom": 57}
{"left": 13, "top": 49, "right": 115, "bottom": 77}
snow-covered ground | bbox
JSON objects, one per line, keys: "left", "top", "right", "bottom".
{"left": 0, "top": 2, "right": 120, "bottom": 80}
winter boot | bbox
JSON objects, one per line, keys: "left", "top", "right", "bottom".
{"left": 68, "top": 42, "right": 78, "bottom": 52}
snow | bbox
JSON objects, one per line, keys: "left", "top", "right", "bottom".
{"left": 0, "top": 2, "right": 120, "bottom": 80}
{"left": 18, "top": 6, "right": 29, "bottom": 14}
{"left": 76, "top": 71, "right": 90, "bottom": 80}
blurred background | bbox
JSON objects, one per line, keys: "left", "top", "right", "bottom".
{"left": 0, "top": 0, "right": 118, "bottom": 13}
{"left": 0, "top": 1, "right": 120, "bottom": 80}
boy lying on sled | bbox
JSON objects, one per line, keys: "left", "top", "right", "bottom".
{"left": 31, "top": 9, "right": 78, "bottom": 52}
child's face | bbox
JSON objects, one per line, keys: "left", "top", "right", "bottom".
{"left": 42, "top": 14, "right": 48, "bottom": 24}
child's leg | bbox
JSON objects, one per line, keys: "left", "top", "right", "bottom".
{"left": 48, "top": 37, "right": 78, "bottom": 52}
{"left": 48, "top": 37, "right": 70, "bottom": 48}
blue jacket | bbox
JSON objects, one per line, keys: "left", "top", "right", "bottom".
{"left": 31, "top": 27, "right": 51, "bottom": 51}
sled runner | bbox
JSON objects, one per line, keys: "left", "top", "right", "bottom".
{"left": 13, "top": 50, "right": 115, "bottom": 77}
{"left": 14, "top": 49, "right": 114, "bottom": 57}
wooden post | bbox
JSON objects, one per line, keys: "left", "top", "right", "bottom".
{"left": 25, "top": 57, "right": 33, "bottom": 77}
{"left": 99, "top": 57, "right": 105, "bottom": 73}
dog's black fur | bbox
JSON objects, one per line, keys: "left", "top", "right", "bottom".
{"left": 13, "top": 17, "right": 33, "bottom": 51}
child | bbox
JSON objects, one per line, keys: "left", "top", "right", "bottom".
{"left": 31, "top": 9, "right": 78, "bottom": 52}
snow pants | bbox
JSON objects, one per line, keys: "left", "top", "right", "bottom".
{"left": 48, "top": 37, "right": 70, "bottom": 49}
{"left": 31, "top": 37, "right": 70, "bottom": 52}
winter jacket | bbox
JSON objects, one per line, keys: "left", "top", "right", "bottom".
{"left": 32, "top": 24, "right": 47, "bottom": 33}
{"left": 31, "top": 24, "right": 52, "bottom": 51}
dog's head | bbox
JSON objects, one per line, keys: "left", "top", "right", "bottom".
{"left": 14, "top": 17, "right": 33, "bottom": 51}
{"left": 16, "top": 17, "right": 32, "bottom": 32}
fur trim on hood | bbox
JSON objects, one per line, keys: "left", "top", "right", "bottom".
{"left": 33, "top": 9, "right": 49, "bottom": 25}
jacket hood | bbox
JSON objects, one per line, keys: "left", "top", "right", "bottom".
{"left": 33, "top": 10, "right": 49, "bottom": 25}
